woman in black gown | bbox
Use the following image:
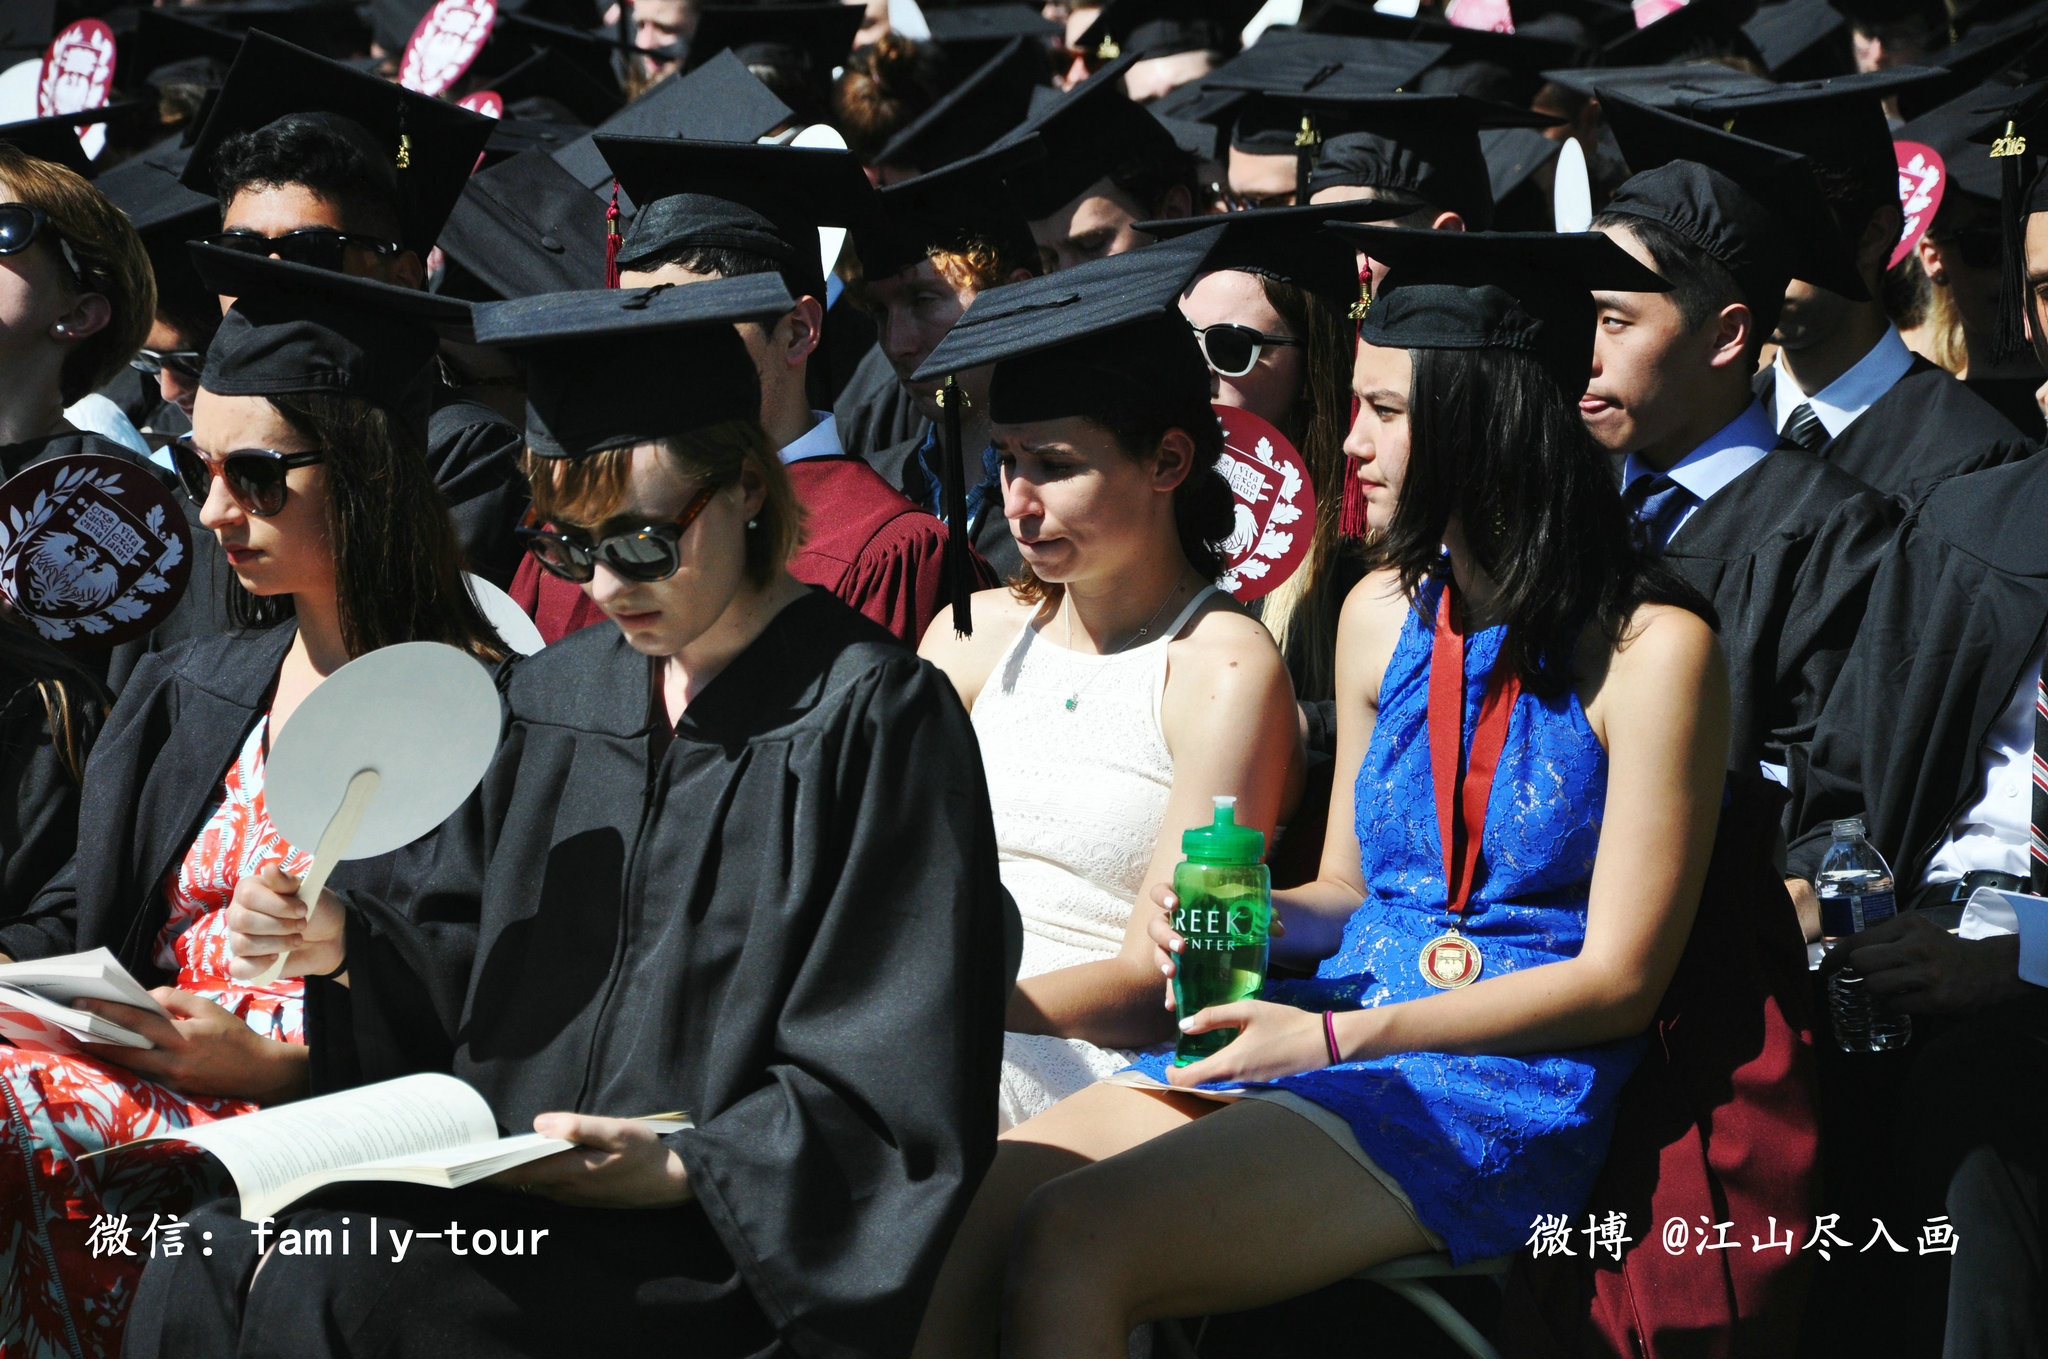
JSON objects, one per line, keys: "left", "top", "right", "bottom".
{"left": 127, "top": 279, "right": 1011, "bottom": 1359}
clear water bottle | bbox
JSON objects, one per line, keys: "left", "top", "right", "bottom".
{"left": 1817, "top": 818, "right": 1912, "bottom": 1052}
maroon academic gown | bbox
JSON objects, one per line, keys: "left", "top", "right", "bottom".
{"left": 510, "top": 454, "right": 984, "bottom": 647}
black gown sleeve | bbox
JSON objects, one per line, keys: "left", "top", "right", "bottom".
{"left": 427, "top": 397, "right": 531, "bottom": 591}
{"left": 665, "top": 661, "right": 1008, "bottom": 1359}
{"left": 0, "top": 683, "right": 92, "bottom": 922}
{"left": 1768, "top": 488, "right": 1899, "bottom": 775}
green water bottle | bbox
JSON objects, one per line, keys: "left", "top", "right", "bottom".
{"left": 1170, "top": 795, "right": 1271, "bottom": 1067}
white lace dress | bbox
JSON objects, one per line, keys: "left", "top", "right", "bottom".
{"left": 972, "top": 587, "right": 1219, "bottom": 1128}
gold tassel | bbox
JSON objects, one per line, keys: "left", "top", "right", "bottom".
{"left": 1096, "top": 36, "right": 1120, "bottom": 58}
{"left": 396, "top": 133, "right": 413, "bottom": 170}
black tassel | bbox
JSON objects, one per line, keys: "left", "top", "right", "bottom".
{"left": 1293, "top": 112, "right": 1319, "bottom": 206}
{"left": 1993, "top": 120, "right": 2030, "bottom": 365}
{"left": 940, "top": 376, "right": 974, "bottom": 637}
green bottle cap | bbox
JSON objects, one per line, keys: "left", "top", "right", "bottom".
{"left": 1181, "top": 795, "right": 1265, "bottom": 864}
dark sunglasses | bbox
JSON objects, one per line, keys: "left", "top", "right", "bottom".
{"left": 170, "top": 438, "right": 325, "bottom": 517}
{"left": 1188, "top": 320, "right": 1304, "bottom": 378}
{"left": 1932, "top": 226, "right": 2003, "bottom": 271}
{"left": 203, "top": 227, "right": 403, "bottom": 273}
{"left": 132, "top": 347, "right": 204, "bottom": 380}
{"left": 518, "top": 483, "right": 722, "bottom": 584}
{"left": 0, "top": 202, "right": 90, "bottom": 288}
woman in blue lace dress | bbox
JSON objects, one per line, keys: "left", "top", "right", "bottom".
{"left": 912, "top": 228, "right": 1732, "bottom": 1359}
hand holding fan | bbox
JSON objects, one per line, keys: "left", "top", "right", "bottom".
{"left": 248, "top": 643, "right": 501, "bottom": 984}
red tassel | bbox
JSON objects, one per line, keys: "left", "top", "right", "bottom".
{"left": 1340, "top": 325, "right": 1369, "bottom": 540}
{"left": 604, "top": 178, "right": 622, "bottom": 289}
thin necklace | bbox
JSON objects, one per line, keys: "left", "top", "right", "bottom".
{"left": 1060, "top": 581, "right": 1187, "bottom": 713}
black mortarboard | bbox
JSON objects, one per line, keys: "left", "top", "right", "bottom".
{"left": 1137, "top": 198, "right": 1411, "bottom": 308}
{"left": 596, "top": 137, "right": 874, "bottom": 296}
{"left": 96, "top": 134, "right": 221, "bottom": 325}
{"left": 549, "top": 51, "right": 791, "bottom": 197}
{"left": 1483, "top": 125, "right": 1567, "bottom": 221}
{"left": 0, "top": 0, "right": 52, "bottom": 65}
{"left": 481, "top": 44, "right": 625, "bottom": 128}
{"left": 990, "top": 54, "right": 1194, "bottom": 218}
{"left": 1600, "top": 0, "right": 1764, "bottom": 66}
{"left": 1895, "top": 5, "right": 2048, "bottom": 118}
{"left": 174, "top": 1, "right": 371, "bottom": 60}
{"left": 1074, "top": 0, "right": 1263, "bottom": 61}
{"left": 1897, "top": 78, "right": 2019, "bottom": 200}
{"left": 116, "top": 8, "right": 244, "bottom": 92}
{"left": 860, "top": 135, "right": 1045, "bottom": 279}
{"left": 1743, "top": 0, "right": 1854, "bottom": 79}
{"left": 1331, "top": 224, "right": 1670, "bottom": 388}
{"left": 436, "top": 144, "right": 608, "bottom": 298}
{"left": 1685, "top": 66, "right": 1948, "bottom": 181}
{"left": 1965, "top": 74, "right": 2048, "bottom": 358}
{"left": 1298, "top": 93, "right": 1561, "bottom": 230}
{"left": 470, "top": 273, "right": 791, "bottom": 459}
{"left": 1540, "top": 61, "right": 1775, "bottom": 103}
{"left": 921, "top": 4, "right": 1061, "bottom": 62}
{"left": 1599, "top": 89, "right": 1867, "bottom": 334}
{"left": 479, "top": 9, "right": 629, "bottom": 94}
{"left": 1306, "top": 1, "right": 1594, "bottom": 75}
{"left": 873, "top": 35, "right": 1045, "bottom": 174}
{"left": 188, "top": 242, "right": 462, "bottom": 419}
{"left": 0, "top": 109, "right": 122, "bottom": 177}
{"left": 682, "top": 4, "right": 863, "bottom": 81}
{"left": 180, "top": 31, "right": 496, "bottom": 252}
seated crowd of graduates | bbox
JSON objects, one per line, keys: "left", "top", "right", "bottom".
{"left": 0, "top": 0, "right": 2047, "bottom": 1355}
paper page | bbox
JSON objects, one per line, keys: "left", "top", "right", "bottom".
{"left": 0, "top": 947, "right": 169, "bottom": 1017}
{"left": 1099, "top": 1069, "right": 1247, "bottom": 1097}
{"left": 94, "top": 1072, "right": 501, "bottom": 1217}
{"left": 0, "top": 984, "right": 151, "bottom": 1050}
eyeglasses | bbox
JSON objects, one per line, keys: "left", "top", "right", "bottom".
{"left": 170, "top": 438, "right": 325, "bottom": 517}
{"left": 203, "top": 227, "right": 403, "bottom": 273}
{"left": 1221, "top": 188, "right": 1298, "bottom": 213}
{"left": 517, "top": 483, "right": 723, "bottom": 584}
{"left": 132, "top": 348, "right": 205, "bottom": 380}
{"left": 0, "top": 202, "right": 90, "bottom": 289}
{"left": 1931, "top": 226, "right": 2003, "bottom": 271}
{"left": 1188, "top": 320, "right": 1304, "bottom": 378}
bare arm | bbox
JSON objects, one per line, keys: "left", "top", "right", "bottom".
{"left": 1007, "top": 605, "right": 1304, "bottom": 1049}
{"left": 916, "top": 589, "right": 1033, "bottom": 712}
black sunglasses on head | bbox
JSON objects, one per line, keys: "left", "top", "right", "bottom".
{"left": 204, "top": 227, "right": 403, "bottom": 273}
{"left": 0, "top": 202, "right": 91, "bottom": 288}
{"left": 518, "top": 483, "right": 723, "bottom": 584}
{"left": 170, "top": 437, "right": 325, "bottom": 517}
{"left": 1188, "top": 319, "right": 1304, "bottom": 378}
{"left": 132, "top": 347, "right": 204, "bottom": 380}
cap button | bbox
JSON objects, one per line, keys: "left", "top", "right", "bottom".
{"left": 540, "top": 234, "right": 563, "bottom": 253}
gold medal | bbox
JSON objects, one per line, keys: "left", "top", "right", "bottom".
{"left": 1419, "top": 930, "right": 1482, "bottom": 989}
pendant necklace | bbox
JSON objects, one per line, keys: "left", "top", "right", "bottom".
{"left": 1061, "top": 582, "right": 1186, "bottom": 713}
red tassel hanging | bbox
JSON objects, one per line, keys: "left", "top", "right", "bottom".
{"left": 1340, "top": 299, "right": 1370, "bottom": 540}
{"left": 604, "top": 178, "right": 622, "bottom": 289}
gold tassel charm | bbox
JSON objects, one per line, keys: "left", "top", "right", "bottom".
{"left": 1992, "top": 119, "right": 2028, "bottom": 158}
{"left": 1295, "top": 112, "right": 1320, "bottom": 150}
{"left": 396, "top": 133, "right": 413, "bottom": 169}
{"left": 1096, "top": 36, "right": 1120, "bottom": 58}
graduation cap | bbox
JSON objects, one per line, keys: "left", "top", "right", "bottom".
{"left": 188, "top": 241, "right": 468, "bottom": 422}
{"left": 179, "top": 31, "right": 496, "bottom": 253}
{"left": 1686, "top": 65, "right": 1948, "bottom": 181}
{"left": 1298, "top": 93, "right": 1562, "bottom": 230}
{"left": 1599, "top": 87, "right": 1868, "bottom": 333}
{"left": 1899, "top": 4, "right": 2048, "bottom": 118}
{"left": 1332, "top": 225, "right": 1672, "bottom": 390}
{"left": 1305, "top": 1, "right": 1595, "bottom": 77}
{"left": 682, "top": 4, "right": 863, "bottom": 81}
{"left": 1897, "top": 77, "right": 2020, "bottom": 199}
{"left": 470, "top": 273, "right": 792, "bottom": 460}
{"left": 989, "top": 53, "right": 1194, "bottom": 218}
{"left": 1964, "top": 74, "right": 2048, "bottom": 358}
{"left": 913, "top": 229, "right": 1221, "bottom": 633}
{"left": 1483, "top": 125, "right": 1568, "bottom": 231}
{"left": 0, "top": 108, "right": 122, "bottom": 177}
{"left": 173, "top": 1, "right": 372, "bottom": 60}
{"left": 0, "top": 0, "right": 53, "bottom": 65}
{"left": 1540, "top": 60, "right": 1776, "bottom": 102}
{"left": 860, "top": 134, "right": 1045, "bottom": 279}
{"left": 482, "top": 44, "right": 625, "bottom": 127}
{"left": 435, "top": 144, "right": 608, "bottom": 298}
{"left": 549, "top": 50, "right": 791, "bottom": 198}
{"left": 921, "top": 4, "right": 1061, "bottom": 63}
{"left": 1073, "top": 0, "right": 1263, "bottom": 61}
{"left": 1137, "top": 198, "right": 1413, "bottom": 309}
{"left": 1743, "top": 0, "right": 1854, "bottom": 79}
{"left": 595, "top": 136, "right": 875, "bottom": 298}
{"left": 96, "top": 133, "right": 222, "bottom": 326}
{"left": 1599, "top": 0, "right": 1764, "bottom": 67}
{"left": 872, "top": 35, "right": 1046, "bottom": 174}
{"left": 115, "top": 8, "right": 245, "bottom": 93}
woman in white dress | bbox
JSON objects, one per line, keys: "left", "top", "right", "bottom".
{"left": 919, "top": 265, "right": 1302, "bottom": 1129}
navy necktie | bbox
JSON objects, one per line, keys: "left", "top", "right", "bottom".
{"left": 1781, "top": 402, "right": 1828, "bottom": 453}
{"left": 1623, "top": 472, "right": 1691, "bottom": 554}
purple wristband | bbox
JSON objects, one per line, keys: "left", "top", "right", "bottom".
{"left": 1323, "top": 1009, "right": 1342, "bottom": 1066}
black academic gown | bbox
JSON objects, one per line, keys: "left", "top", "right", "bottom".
{"left": 130, "top": 590, "right": 1010, "bottom": 1359}
{"left": 0, "top": 624, "right": 394, "bottom": 976}
{"left": 1787, "top": 453, "right": 2048, "bottom": 886}
{"left": 868, "top": 430, "right": 1022, "bottom": 582}
{"left": 0, "top": 672, "right": 99, "bottom": 920}
{"left": 428, "top": 389, "right": 530, "bottom": 590}
{"left": 1657, "top": 449, "right": 1899, "bottom": 778}
{"left": 1756, "top": 356, "right": 2034, "bottom": 505}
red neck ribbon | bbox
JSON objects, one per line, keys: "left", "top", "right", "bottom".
{"left": 1426, "top": 583, "right": 1522, "bottom": 923}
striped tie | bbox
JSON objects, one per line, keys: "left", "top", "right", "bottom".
{"left": 2033, "top": 670, "right": 2048, "bottom": 895}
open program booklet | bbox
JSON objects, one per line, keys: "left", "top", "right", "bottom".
{"left": 86, "top": 1072, "right": 692, "bottom": 1221}
{"left": 0, "top": 947, "right": 171, "bottom": 1054}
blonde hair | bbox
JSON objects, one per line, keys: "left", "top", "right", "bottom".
{"left": 0, "top": 143, "right": 155, "bottom": 404}
{"left": 524, "top": 419, "right": 806, "bottom": 585}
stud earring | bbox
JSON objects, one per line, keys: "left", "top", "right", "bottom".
{"left": 747, "top": 518, "right": 759, "bottom": 529}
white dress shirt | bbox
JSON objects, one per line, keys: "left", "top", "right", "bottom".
{"left": 1771, "top": 325, "right": 1916, "bottom": 440}
{"left": 778, "top": 411, "right": 842, "bottom": 465}
{"left": 1923, "top": 636, "right": 2047, "bottom": 889}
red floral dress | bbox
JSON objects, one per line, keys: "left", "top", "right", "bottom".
{"left": 0, "top": 718, "right": 309, "bottom": 1359}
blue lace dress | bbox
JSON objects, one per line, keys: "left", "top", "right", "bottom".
{"left": 1130, "top": 575, "right": 1645, "bottom": 1263}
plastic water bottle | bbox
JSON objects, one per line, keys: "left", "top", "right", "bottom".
{"left": 1817, "top": 818, "right": 1912, "bottom": 1052}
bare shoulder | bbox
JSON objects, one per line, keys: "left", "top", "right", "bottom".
{"left": 918, "top": 587, "right": 1040, "bottom": 708}
{"left": 1169, "top": 591, "right": 1289, "bottom": 691}
{"left": 1338, "top": 566, "right": 1410, "bottom": 642}
{"left": 1610, "top": 601, "right": 1722, "bottom": 684}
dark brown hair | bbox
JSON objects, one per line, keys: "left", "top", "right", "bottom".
{"left": 832, "top": 32, "right": 944, "bottom": 161}
{"left": 523, "top": 420, "right": 805, "bottom": 587}
{"left": 0, "top": 615, "right": 107, "bottom": 782}
{"left": 228, "top": 393, "right": 506, "bottom": 662}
